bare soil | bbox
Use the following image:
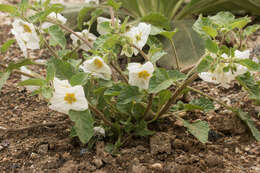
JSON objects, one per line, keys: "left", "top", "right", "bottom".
{"left": 0, "top": 1, "right": 260, "bottom": 172}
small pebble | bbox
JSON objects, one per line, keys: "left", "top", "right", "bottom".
{"left": 93, "top": 158, "right": 103, "bottom": 169}
{"left": 150, "top": 163, "right": 163, "bottom": 170}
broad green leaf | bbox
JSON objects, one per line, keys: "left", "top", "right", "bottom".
{"left": 41, "top": 86, "right": 53, "bottom": 99}
{"left": 235, "top": 109, "right": 260, "bottom": 141}
{"left": 117, "top": 86, "right": 143, "bottom": 104}
{"left": 70, "top": 72, "right": 89, "bottom": 86}
{"left": 0, "top": 71, "right": 10, "bottom": 91}
{"left": 77, "top": 6, "right": 93, "bottom": 30}
{"left": 150, "top": 25, "right": 164, "bottom": 35}
{"left": 1, "top": 39, "right": 15, "bottom": 53}
{"left": 230, "top": 17, "right": 251, "bottom": 29}
{"left": 202, "top": 26, "right": 217, "bottom": 38}
{"left": 48, "top": 25, "right": 66, "bottom": 49}
{"left": 209, "top": 11, "right": 235, "bottom": 26}
{"left": 69, "top": 110, "right": 94, "bottom": 144}
{"left": 158, "top": 90, "right": 172, "bottom": 109}
{"left": 46, "top": 63, "right": 56, "bottom": 82}
{"left": 205, "top": 39, "right": 218, "bottom": 53}
{"left": 196, "top": 55, "right": 214, "bottom": 73}
{"left": 238, "top": 59, "right": 260, "bottom": 71}
{"left": 18, "top": 78, "right": 46, "bottom": 86}
{"left": 244, "top": 24, "right": 260, "bottom": 37}
{"left": 236, "top": 72, "right": 260, "bottom": 103}
{"left": 107, "top": 0, "right": 122, "bottom": 10}
{"left": 149, "top": 68, "right": 186, "bottom": 93}
{"left": 104, "top": 84, "right": 123, "bottom": 96}
{"left": 51, "top": 58, "right": 75, "bottom": 80}
{"left": 159, "top": 28, "right": 178, "bottom": 40}
{"left": 149, "top": 48, "right": 167, "bottom": 63}
{"left": 184, "top": 97, "right": 214, "bottom": 112}
{"left": 0, "top": 4, "right": 16, "bottom": 15}
{"left": 193, "top": 15, "right": 216, "bottom": 38}
{"left": 134, "top": 120, "right": 154, "bottom": 137}
{"left": 141, "top": 13, "right": 171, "bottom": 30}
{"left": 183, "top": 119, "right": 209, "bottom": 143}
{"left": 7, "top": 59, "right": 35, "bottom": 71}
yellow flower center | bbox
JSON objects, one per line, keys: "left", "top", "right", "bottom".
{"left": 94, "top": 58, "right": 104, "bottom": 69}
{"left": 135, "top": 33, "right": 142, "bottom": 41}
{"left": 64, "top": 93, "right": 77, "bottom": 104}
{"left": 138, "top": 70, "right": 150, "bottom": 80}
{"left": 23, "top": 24, "right": 32, "bottom": 33}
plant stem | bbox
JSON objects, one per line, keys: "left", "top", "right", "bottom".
{"left": 110, "top": 61, "right": 128, "bottom": 83}
{"left": 48, "top": 20, "right": 93, "bottom": 49}
{"left": 170, "top": 39, "right": 180, "bottom": 71}
{"left": 88, "top": 103, "right": 115, "bottom": 127}
{"left": 0, "top": 63, "right": 40, "bottom": 78}
{"left": 187, "top": 86, "right": 233, "bottom": 110}
{"left": 157, "top": 73, "right": 199, "bottom": 119}
{"left": 109, "top": 7, "right": 115, "bottom": 27}
{"left": 130, "top": 43, "right": 149, "bottom": 61}
{"left": 143, "top": 94, "right": 153, "bottom": 119}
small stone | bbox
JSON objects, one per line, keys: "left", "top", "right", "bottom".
{"left": 93, "top": 158, "right": 103, "bottom": 169}
{"left": 0, "top": 145, "right": 4, "bottom": 151}
{"left": 150, "top": 163, "right": 163, "bottom": 170}
{"left": 206, "top": 155, "right": 223, "bottom": 168}
{"left": 244, "top": 147, "right": 250, "bottom": 152}
{"left": 150, "top": 132, "right": 172, "bottom": 155}
{"left": 38, "top": 144, "right": 48, "bottom": 154}
{"left": 30, "top": 152, "right": 38, "bottom": 159}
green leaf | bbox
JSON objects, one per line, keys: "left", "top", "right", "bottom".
{"left": 48, "top": 25, "right": 66, "bottom": 49}
{"left": 107, "top": 0, "right": 122, "bottom": 10}
{"left": 185, "top": 97, "right": 214, "bottom": 112}
{"left": 141, "top": 13, "right": 171, "bottom": 30}
{"left": 7, "top": 59, "right": 35, "bottom": 71}
{"left": 158, "top": 90, "right": 172, "bottom": 109}
{"left": 230, "top": 17, "right": 251, "bottom": 29}
{"left": 236, "top": 72, "right": 260, "bottom": 103}
{"left": 159, "top": 28, "right": 178, "bottom": 40}
{"left": 46, "top": 63, "right": 56, "bottom": 82}
{"left": 1, "top": 39, "right": 15, "bottom": 53}
{"left": 117, "top": 86, "right": 143, "bottom": 104}
{"left": 202, "top": 26, "right": 217, "bottom": 38}
{"left": 196, "top": 55, "right": 214, "bottom": 73}
{"left": 104, "top": 84, "right": 123, "bottom": 96}
{"left": 149, "top": 68, "right": 186, "bottom": 94}
{"left": 70, "top": 72, "right": 89, "bottom": 86}
{"left": 183, "top": 119, "right": 209, "bottom": 143}
{"left": 69, "top": 110, "right": 94, "bottom": 144}
{"left": 0, "top": 4, "right": 16, "bottom": 14}
{"left": 244, "top": 24, "right": 260, "bottom": 37}
{"left": 51, "top": 58, "right": 75, "bottom": 80}
{"left": 210, "top": 11, "right": 235, "bottom": 26}
{"left": 149, "top": 48, "right": 167, "bottom": 63}
{"left": 0, "top": 71, "right": 10, "bottom": 91}
{"left": 18, "top": 78, "right": 46, "bottom": 86}
{"left": 235, "top": 109, "right": 260, "bottom": 141}
{"left": 41, "top": 86, "right": 53, "bottom": 99}
{"left": 77, "top": 6, "right": 93, "bottom": 30}
{"left": 238, "top": 59, "right": 260, "bottom": 71}
{"left": 134, "top": 120, "right": 154, "bottom": 137}
{"left": 205, "top": 39, "right": 218, "bottom": 53}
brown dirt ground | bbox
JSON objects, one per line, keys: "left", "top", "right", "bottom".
{"left": 0, "top": 1, "right": 260, "bottom": 173}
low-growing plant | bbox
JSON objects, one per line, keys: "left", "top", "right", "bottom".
{"left": 0, "top": 0, "right": 259, "bottom": 153}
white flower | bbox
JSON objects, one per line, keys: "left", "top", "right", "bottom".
{"left": 97, "top": 17, "right": 121, "bottom": 35}
{"left": 94, "top": 126, "right": 105, "bottom": 136}
{"left": 11, "top": 19, "right": 40, "bottom": 57}
{"left": 85, "top": 0, "right": 99, "bottom": 4}
{"left": 123, "top": 22, "right": 151, "bottom": 56}
{"left": 41, "top": 12, "right": 67, "bottom": 30}
{"left": 70, "top": 30, "right": 96, "bottom": 52}
{"left": 49, "top": 77, "right": 88, "bottom": 114}
{"left": 199, "top": 50, "right": 250, "bottom": 88}
{"left": 127, "top": 61, "right": 154, "bottom": 90}
{"left": 20, "top": 66, "right": 40, "bottom": 92}
{"left": 81, "top": 56, "right": 112, "bottom": 80}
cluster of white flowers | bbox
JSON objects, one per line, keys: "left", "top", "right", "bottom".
{"left": 70, "top": 29, "right": 97, "bottom": 52}
{"left": 11, "top": 19, "right": 40, "bottom": 57}
{"left": 41, "top": 12, "right": 67, "bottom": 30}
{"left": 199, "top": 50, "right": 251, "bottom": 88}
